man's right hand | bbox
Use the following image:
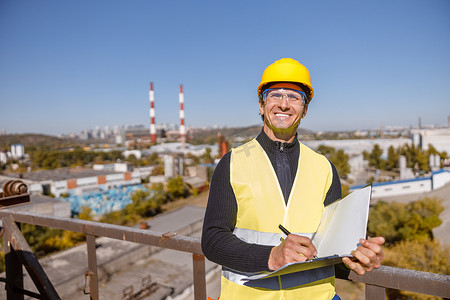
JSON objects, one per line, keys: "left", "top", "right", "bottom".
{"left": 268, "top": 234, "right": 317, "bottom": 270}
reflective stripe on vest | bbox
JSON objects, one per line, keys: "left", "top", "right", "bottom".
{"left": 222, "top": 139, "right": 335, "bottom": 299}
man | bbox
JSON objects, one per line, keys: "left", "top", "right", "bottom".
{"left": 202, "top": 58, "right": 384, "bottom": 299}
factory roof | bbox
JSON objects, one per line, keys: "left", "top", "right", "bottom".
{"left": 149, "top": 142, "right": 218, "bottom": 156}
{"left": 1, "top": 167, "right": 120, "bottom": 183}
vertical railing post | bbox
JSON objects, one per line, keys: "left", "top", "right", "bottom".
{"left": 192, "top": 253, "right": 207, "bottom": 300}
{"left": 3, "top": 218, "right": 24, "bottom": 300}
{"left": 4, "top": 242, "right": 24, "bottom": 300}
{"left": 365, "top": 284, "right": 386, "bottom": 300}
{"left": 86, "top": 233, "right": 99, "bottom": 300}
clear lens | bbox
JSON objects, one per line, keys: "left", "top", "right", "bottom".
{"left": 263, "top": 88, "right": 306, "bottom": 104}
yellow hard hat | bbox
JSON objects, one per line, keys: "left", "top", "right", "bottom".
{"left": 257, "top": 58, "right": 314, "bottom": 102}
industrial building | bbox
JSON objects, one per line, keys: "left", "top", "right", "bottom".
{"left": 411, "top": 127, "right": 450, "bottom": 153}
{"left": 0, "top": 166, "right": 141, "bottom": 198}
{"left": 351, "top": 169, "right": 450, "bottom": 199}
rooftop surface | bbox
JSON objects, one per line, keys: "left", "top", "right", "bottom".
{"left": 1, "top": 167, "right": 119, "bottom": 182}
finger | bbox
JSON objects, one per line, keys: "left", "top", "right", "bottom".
{"left": 351, "top": 249, "right": 374, "bottom": 270}
{"left": 368, "top": 236, "right": 385, "bottom": 246}
{"left": 359, "top": 239, "right": 384, "bottom": 267}
{"left": 291, "top": 252, "right": 308, "bottom": 263}
{"left": 287, "top": 234, "right": 314, "bottom": 247}
{"left": 342, "top": 257, "right": 366, "bottom": 276}
{"left": 283, "top": 241, "right": 314, "bottom": 261}
{"left": 288, "top": 235, "right": 317, "bottom": 257}
{"left": 360, "top": 238, "right": 383, "bottom": 254}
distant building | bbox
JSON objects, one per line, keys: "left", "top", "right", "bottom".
{"left": 411, "top": 128, "right": 450, "bottom": 153}
{"left": 302, "top": 138, "right": 412, "bottom": 156}
{"left": 124, "top": 125, "right": 150, "bottom": 141}
{"left": 0, "top": 167, "right": 141, "bottom": 197}
{"left": 351, "top": 169, "right": 450, "bottom": 199}
{"left": 0, "top": 151, "right": 7, "bottom": 164}
{"left": 11, "top": 144, "right": 25, "bottom": 159}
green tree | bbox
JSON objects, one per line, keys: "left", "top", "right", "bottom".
{"left": 201, "top": 148, "right": 214, "bottom": 164}
{"left": 368, "top": 197, "right": 444, "bottom": 245}
{"left": 329, "top": 149, "right": 350, "bottom": 178}
{"left": 317, "top": 145, "right": 351, "bottom": 178}
{"left": 316, "top": 145, "right": 335, "bottom": 157}
{"left": 385, "top": 145, "right": 399, "bottom": 171}
{"left": 126, "top": 154, "right": 139, "bottom": 166}
{"left": 128, "top": 189, "right": 162, "bottom": 217}
{"left": 28, "top": 148, "right": 123, "bottom": 170}
{"left": 151, "top": 183, "right": 168, "bottom": 205}
{"left": 367, "top": 144, "right": 385, "bottom": 170}
{"left": 186, "top": 153, "right": 200, "bottom": 165}
{"left": 151, "top": 165, "right": 164, "bottom": 175}
{"left": 341, "top": 184, "right": 350, "bottom": 197}
{"left": 167, "top": 176, "right": 187, "bottom": 199}
{"left": 400, "top": 144, "right": 429, "bottom": 173}
{"left": 383, "top": 238, "right": 450, "bottom": 299}
{"left": 78, "top": 206, "right": 93, "bottom": 220}
{"left": 147, "top": 153, "right": 161, "bottom": 165}
{"left": 100, "top": 184, "right": 169, "bottom": 226}
{"left": 367, "top": 197, "right": 448, "bottom": 299}
{"left": 427, "top": 144, "right": 439, "bottom": 155}
{"left": 384, "top": 238, "right": 450, "bottom": 274}
{"left": 21, "top": 224, "right": 64, "bottom": 254}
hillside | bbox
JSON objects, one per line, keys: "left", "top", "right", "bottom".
{"left": 0, "top": 125, "right": 316, "bottom": 149}
{"left": 190, "top": 125, "right": 315, "bottom": 144}
{"left": 0, "top": 134, "right": 73, "bottom": 149}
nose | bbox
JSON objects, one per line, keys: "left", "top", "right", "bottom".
{"left": 279, "top": 94, "right": 290, "bottom": 109}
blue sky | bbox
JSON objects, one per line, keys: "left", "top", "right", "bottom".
{"left": 1, "top": 0, "right": 449, "bottom": 136}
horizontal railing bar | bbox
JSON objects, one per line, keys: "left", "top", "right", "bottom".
{"left": 0, "top": 210, "right": 202, "bottom": 255}
{"left": 349, "top": 265, "right": 450, "bottom": 298}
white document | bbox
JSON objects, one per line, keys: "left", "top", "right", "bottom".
{"left": 244, "top": 185, "right": 372, "bottom": 281}
{"left": 312, "top": 184, "right": 372, "bottom": 257}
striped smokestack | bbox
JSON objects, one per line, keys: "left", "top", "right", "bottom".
{"left": 179, "top": 84, "right": 186, "bottom": 149}
{"left": 149, "top": 82, "right": 156, "bottom": 143}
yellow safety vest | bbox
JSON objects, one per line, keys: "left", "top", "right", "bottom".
{"left": 221, "top": 139, "right": 336, "bottom": 300}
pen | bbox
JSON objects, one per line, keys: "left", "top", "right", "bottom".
{"left": 278, "top": 224, "right": 291, "bottom": 236}
{"left": 278, "top": 224, "right": 318, "bottom": 260}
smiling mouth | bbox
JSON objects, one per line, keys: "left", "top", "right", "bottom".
{"left": 275, "top": 113, "right": 290, "bottom": 117}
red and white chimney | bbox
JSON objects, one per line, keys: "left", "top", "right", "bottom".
{"left": 149, "top": 82, "right": 157, "bottom": 143}
{"left": 179, "top": 84, "right": 186, "bottom": 149}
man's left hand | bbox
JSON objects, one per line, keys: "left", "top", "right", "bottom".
{"left": 342, "top": 236, "right": 385, "bottom": 275}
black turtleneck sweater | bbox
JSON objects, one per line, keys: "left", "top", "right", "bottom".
{"left": 201, "top": 130, "right": 342, "bottom": 273}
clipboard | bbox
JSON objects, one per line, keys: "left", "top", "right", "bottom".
{"left": 243, "top": 185, "right": 372, "bottom": 281}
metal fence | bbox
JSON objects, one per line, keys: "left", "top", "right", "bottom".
{"left": 0, "top": 209, "right": 449, "bottom": 300}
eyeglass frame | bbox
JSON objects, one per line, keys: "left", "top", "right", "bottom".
{"left": 262, "top": 88, "right": 308, "bottom": 105}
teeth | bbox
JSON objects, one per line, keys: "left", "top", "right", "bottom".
{"left": 276, "top": 113, "right": 289, "bottom": 117}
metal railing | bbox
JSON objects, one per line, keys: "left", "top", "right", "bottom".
{"left": 0, "top": 209, "right": 205, "bottom": 300}
{"left": 0, "top": 209, "right": 449, "bottom": 300}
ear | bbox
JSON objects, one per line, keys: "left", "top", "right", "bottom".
{"left": 258, "top": 100, "right": 265, "bottom": 116}
{"left": 301, "top": 106, "right": 308, "bottom": 118}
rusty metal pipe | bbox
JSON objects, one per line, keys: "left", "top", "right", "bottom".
{"left": 1, "top": 180, "right": 28, "bottom": 198}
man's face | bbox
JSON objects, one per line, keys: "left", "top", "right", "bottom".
{"left": 259, "top": 83, "right": 308, "bottom": 137}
